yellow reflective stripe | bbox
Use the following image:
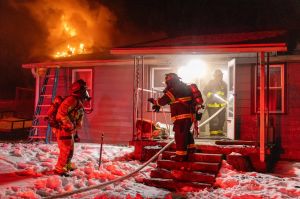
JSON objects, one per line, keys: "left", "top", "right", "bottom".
{"left": 187, "top": 144, "right": 196, "bottom": 149}
{"left": 210, "top": 130, "right": 219, "bottom": 135}
{"left": 210, "top": 130, "right": 223, "bottom": 135}
{"left": 166, "top": 91, "right": 176, "bottom": 103}
{"left": 173, "top": 96, "right": 192, "bottom": 104}
{"left": 171, "top": 113, "right": 192, "bottom": 122}
{"left": 207, "top": 103, "right": 226, "bottom": 107}
{"left": 176, "top": 151, "right": 187, "bottom": 155}
{"left": 216, "top": 91, "right": 225, "bottom": 96}
{"left": 207, "top": 92, "right": 213, "bottom": 97}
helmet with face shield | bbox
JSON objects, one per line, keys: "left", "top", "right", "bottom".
{"left": 70, "top": 79, "right": 91, "bottom": 101}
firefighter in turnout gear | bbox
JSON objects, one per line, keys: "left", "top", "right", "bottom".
{"left": 203, "top": 69, "right": 227, "bottom": 136}
{"left": 148, "top": 73, "right": 203, "bottom": 161}
{"left": 54, "top": 79, "right": 91, "bottom": 176}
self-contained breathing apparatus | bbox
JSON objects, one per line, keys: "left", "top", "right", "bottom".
{"left": 189, "top": 83, "right": 205, "bottom": 121}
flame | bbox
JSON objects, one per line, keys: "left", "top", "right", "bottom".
{"left": 54, "top": 16, "right": 88, "bottom": 58}
{"left": 62, "top": 15, "right": 76, "bottom": 37}
{"left": 11, "top": 1, "right": 119, "bottom": 59}
{"left": 54, "top": 43, "right": 86, "bottom": 58}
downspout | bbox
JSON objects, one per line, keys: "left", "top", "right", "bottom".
{"left": 133, "top": 57, "right": 137, "bottom": 141}
{"left": 31, "top": 68, "right": 39, "bottom": 111}
{"left": 259, "top": 52, "right": 266, "bottom": 162}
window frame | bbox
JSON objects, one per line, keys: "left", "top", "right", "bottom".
{"left": 71, "top": 68, "right": 93, "bottom": 110}
{"left": 149, "top": 66, "right": 174, "bottom": 112}
{"left": 254, "top": 63, "right": 286, "bottom": 114}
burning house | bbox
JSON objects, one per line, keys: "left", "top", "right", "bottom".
{"left": 22, "top": 29, "right": 300, "bottom": 169}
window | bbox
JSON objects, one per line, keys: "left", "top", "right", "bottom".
{"left": 72, "top": 69, "right": 93, "bottom": 110}
{"left": 255, "top": 64, "right": 285, "bottom": 113}
{"left": 149, "top": 67, "right": 174, "bottom": 112}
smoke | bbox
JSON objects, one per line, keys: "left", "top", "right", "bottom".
{"left": 10, "top": 0, "right": 118, "bottom": 58}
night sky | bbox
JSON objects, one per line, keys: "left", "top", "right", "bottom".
{"left": 0, "top": 0, "right": 299, "bottom": 98}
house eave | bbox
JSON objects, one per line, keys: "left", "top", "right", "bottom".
{"left": 22, "top": 59, "right": 134, "bottom": 69}
{"left": 110, "top": 43, "right": 287, "bottom": 55}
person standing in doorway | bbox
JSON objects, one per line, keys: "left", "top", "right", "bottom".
{"left": 203, "top": 69, "right": 227, "bottom": 136}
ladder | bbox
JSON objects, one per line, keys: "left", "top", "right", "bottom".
{"left": 29, "top": 68, "right": 59, "bottom": 143}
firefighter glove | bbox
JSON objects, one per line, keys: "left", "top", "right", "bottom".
{"left": 74, "top": 132, "right": 80, "bottom": 142}
{"left": 196, "top": 105, "right": 205, "bottom": 121}
{"left": 152, "top": 104, "right": 161, "bottom": 112}
{"left": 61, "top": 121, "right": 74, "bottom": 132}
{"left": 148, "top": 98, "right": 156, "bottom": 104}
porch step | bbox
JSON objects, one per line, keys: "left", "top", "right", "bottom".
{"left": 143, "top": 178, "right": 211, "bottom": 191}
{"left": 157, "top": 160, "right": 220, "bottom": 174}
{"left": 162, "top": 151, "right": 224, "bottom": 163}
{"left": 28, "top": 136, "right": 46, "bottom": 139}
{"left": 142, "top": 144, "right": 224, "bottom": 191}
{"left": 32, "top": 125, "right": 48, "bottom": 128}
{"left": 150, "top": 168, "right": 215, "bottom": 184}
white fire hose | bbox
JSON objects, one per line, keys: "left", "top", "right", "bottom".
{"left": 45, "top": 140, "right": 175, "bottom": 199}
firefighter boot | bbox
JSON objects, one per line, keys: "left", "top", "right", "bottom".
{"left": 66, "top": 162, "right": 77, "bottom": 171}
{"left": 217, "top": 130, "right": 224, "bottom": 136}
{"left": 54, "top": 166, "right": 70, "bottom": 177}
{"left": 187, "top": 147, "right": 196, "bottom": 161}
{"left": 210, "top": 130, "right": 219, "bottom": 136}
{"left": 170, "top": 154, "right": 188, "bottom": 162}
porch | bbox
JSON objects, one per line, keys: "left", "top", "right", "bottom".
{"left": 131, "top": 138, "right": 278, "bottom": 173}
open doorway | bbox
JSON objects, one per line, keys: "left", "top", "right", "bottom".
{"left": 139, "top": 54, "right": 234, "bottom": 140}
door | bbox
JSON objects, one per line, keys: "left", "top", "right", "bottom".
{"left": 227, "top": 59, "right": 236, "bottom": 140}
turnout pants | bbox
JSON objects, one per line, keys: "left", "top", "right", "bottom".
{"left": 207, "top": 107, "right": 226, "bottom": 133}
{"left": 55, "top": 129, "right": 74, "bottom": 173}
{"left": 173, "top": 118, "right": 194, "bottom": 155}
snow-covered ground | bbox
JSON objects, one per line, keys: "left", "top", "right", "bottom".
{"left": 0, "top": 142, "right": 299, "bottom": 199}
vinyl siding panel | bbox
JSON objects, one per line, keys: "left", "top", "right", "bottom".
{"left": 79, "top": 65, "right": 134, "bottom": 144}
{"left": 235, "top": 63, "right": 257, "bottom": 140}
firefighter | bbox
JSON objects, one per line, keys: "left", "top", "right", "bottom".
{"left": 54, "top": 79, "right": 91, "bottom": 176}
{"left": 203, "top": 69, "right": 227, "bottom": 136}
{"left": 148, "top": 73, "right": 202, "bottom": 161}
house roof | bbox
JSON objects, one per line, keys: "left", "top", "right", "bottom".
{"left": 110, "top": 30, "right": 288, "bottom": 55}
{"left": 22, "top": 52, "right": 132, "bottom": 69}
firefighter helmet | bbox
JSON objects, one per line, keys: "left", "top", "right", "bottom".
{"left": 70, "top": 79, "right": 91, "bottom": 101}
{"left": 214, "top": 69, "right": 223, "bottom": 77}
{"left": 165, "top": 73, "right": 181, "bottom": 88}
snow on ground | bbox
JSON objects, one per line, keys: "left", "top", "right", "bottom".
{"left": 0, "top": 142, "right": 299, "bottom": 199}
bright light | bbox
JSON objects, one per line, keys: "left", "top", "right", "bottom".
{"left": 177, "top": 59, "right": 208, "bottom": 83}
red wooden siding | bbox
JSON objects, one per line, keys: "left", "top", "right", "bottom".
{"left": 235, "top": 64, "right": 258, "bottom": 141}
{"left": 236, "top": 62, "right": 300, "bottom": 161}
{"left": 278, "top": 63, "right": 300, "bottom": 160}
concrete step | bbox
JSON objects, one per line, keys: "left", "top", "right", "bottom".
{"left": 143, "top": 178, "right": 212, "bottom": 191}
{"left": 150, "top": 168, "right": 215, "bottom": 184}
{"left": 157, "top": 160, "right": 220, "bottom": 174}
{"left": 162, "top": 151, "right": 224, "bottom": 163}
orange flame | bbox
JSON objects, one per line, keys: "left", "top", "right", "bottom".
{"left": 54, "top": 43, "right": 86, "bottom": 58}
{"left": 54, "top": 16, "right": 88, "bottom": 58}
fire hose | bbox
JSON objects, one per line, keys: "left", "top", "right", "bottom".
{"left": 46, "top": 93, "right": 228, "bottom": 198}
{"left": 45, "top": 140, "right": 175, "bottom": 199}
